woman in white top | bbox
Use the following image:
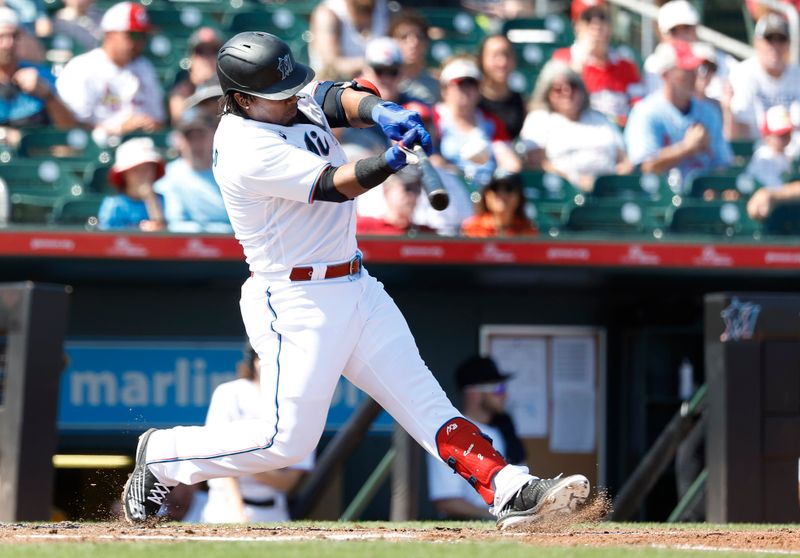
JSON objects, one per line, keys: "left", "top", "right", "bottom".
{"left": 520, "top": 61, "right": 632, "bottom": 192}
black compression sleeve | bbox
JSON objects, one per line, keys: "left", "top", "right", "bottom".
{"left": 355, "top": 154, "right": 393, "bottom": 189}
{"left": 313, "top": 166, "right": 349, "bottom": 203}
{"left": 357, "top": 95, "right": 382, "bottom": 124}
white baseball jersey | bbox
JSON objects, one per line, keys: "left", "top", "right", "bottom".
{"left": 144, "top": 78, "right": 535, "bottom": 517}
{"left": 212, "top": 83, "right": 357, "bottom": 273}
{"left": 56, "top": 48, "right": 165, "bottom": 128}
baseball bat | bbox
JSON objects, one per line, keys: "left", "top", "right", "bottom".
{"left": 413, "top": 145, "right": 450, "bottom": 211}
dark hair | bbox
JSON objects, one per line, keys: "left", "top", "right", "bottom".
{"left": 220, "top": 90, "right": 252, "bottom": 117}
{"left": 389, "top": 8, "right": 430, "bottom": 38}
{"left": 477, "top": 34, "right": 515, "bottom": 74}
{"left": 478, "top": 173, "right": 527, "bottom": 220}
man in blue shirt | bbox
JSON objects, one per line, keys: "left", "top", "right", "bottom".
{"left": 0, "top": 6, "right": 76, "bottom": 145}
{"left": 625, "top": 40, "right": 732, "bottom": 185}
{"left": 154, "top": 107, "right": 232, "bottom": 233}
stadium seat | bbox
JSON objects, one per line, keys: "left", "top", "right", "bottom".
{"left": 82, "top": 164, "right": 113, "bottom": 194}
{"left": 685, "top": 172, "right": 760, "bottom": 200}
{"left": 502, "top": 14, "right": 573, "bottom": 45}
{"left": 222, "top": 7, "right": 309, "bottom": 37}
{"left": 15, "top": 127, "right": 111, "bottom": 169}
{"left": 667, "top": 201, "right": 757, "bottom": 237}
{"left": 0, "top": 159, "right": 82, "bottom": 194}
{"left": 520, "top": 171, "right": 582, "bottom": 223}
{"left": 764, "top": 202, "right": 800, "bottom": 235}
{"left": 592, "top": 173, "right": 672, "bottom": 201}
{"left": 146, "top": 6, "right": 222, "bottom": 39}
{"left": 562, "top": 200, "right": 654, "bottom": 234}
{"left": 9, "top": 193, "right": 61, "bottom": 224}
{"left": 729, "top": 139, "right": 755, "bottom": 168}
{"left": 52, "top": 195, "right": 105, "bottom": 226}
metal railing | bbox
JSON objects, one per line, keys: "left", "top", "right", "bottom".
{"left": 606, "top": 0, "right": 755, "bottom": 61}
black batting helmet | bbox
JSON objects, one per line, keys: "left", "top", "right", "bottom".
{"left": 216, "top": 32, "right": 315, "bottom": 100}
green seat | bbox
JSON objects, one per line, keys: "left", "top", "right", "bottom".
{"left": 764, "top": 202, "right": 800, "bottom": 235}
{"left": 52, "top": 194, "right": 105, "bottom": 226}
{"left": 562, "top": 200, "right": 654, "bottom": 234}
{"left": 16, "top": 127, "right": 110, "bottom": 168}
{"left": 520, "top": 171, "right": 581, "bottom": 222}
{"left": 730, "top": 139, "right": 755, "bottom": 168}
{"left": 9, "top": 193, "right": 60, "bottom": 224}
{"left": 667, "top": 201, "right": 756, "bottom": 237}
{"left": 0, "top": 160, "right": 82, "bottom": 194}
{"left": 592, "top": 173, "right": 673, "bottom": 201}
{"left": 686, "top": 172, "right": 760, "bottom": 200}
{"left": 147, "top": 7, "right": 222, "bottom": 38}
{"left": 223, "top": 7, "right": 309, "bottom": 37}
{"left": 82, "top": 164, "right": 113, "bottom": 194}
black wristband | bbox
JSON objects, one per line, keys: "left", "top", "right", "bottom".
{"left": 355, "top": 154, "right": 394, "bottom": 190}
{"left": 357, "top": 95, "right": 382, "bottom": 124}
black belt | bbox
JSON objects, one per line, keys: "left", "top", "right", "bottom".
{"left": 242, "top": 497, "right": 276, "bottom": 508}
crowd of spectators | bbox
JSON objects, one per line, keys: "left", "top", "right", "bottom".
{"left": 4, "top": 0, "right": 800, "bottom": 235}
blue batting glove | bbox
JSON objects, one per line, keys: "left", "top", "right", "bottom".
{"left": 372, "top": 102, "right": 433, "bottom": 156}
{"left": 384, "top": 128, "right": 419, "bottom": 171}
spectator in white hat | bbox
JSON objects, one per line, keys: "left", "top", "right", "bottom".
{"left": 726, "top": 13, "right": 800, "bottom": 144}
{"left": 625, "top": 40, "right": 732, "bottom": 180}
{"left": 97, "top": 136, "right": 166, "bottom": 231}
{"left": 432, "top": 55, "right": 521, "bottom": 190}
{"left": 643, "top": 0, "right": 734, "bottom": 102}
{"left": 746, "top": 105, "right": 795, "bottom": 193}
{"left": 0, "top": 6, "right": 77, "bottom": 147}
{"left": 56, "top": 1, "right": 165, "bottom": 137}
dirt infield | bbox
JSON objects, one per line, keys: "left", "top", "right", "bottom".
{"left": 3, "top": 521, "right": 800, "bottom": 553}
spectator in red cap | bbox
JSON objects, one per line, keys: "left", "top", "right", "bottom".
{"left": 98, "top": 136, "right": 166, "bottom": 230}
{"left": 746, "top": 105, "right": 794, "bottom": 191}
{"left": 552, "top": 0, "right": 643, "bottom": 127}
{"left": 169, "top": 26, "right": 224, "bottom": 123}
{"left": 746, "top": 104, "right": 800, "bottom": 222}
{"left": 625, "top": 40, "right": 732, "bottom": 180}
{"left": 56, "top": 1, "right": 165, "bottom": 138}
{"left": 643, "top": 0, "right": 734, "bottom": 103}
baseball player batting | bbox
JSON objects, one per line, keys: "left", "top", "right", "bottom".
{"left": 121, "top": 31, "right": 589, "bottom": 529}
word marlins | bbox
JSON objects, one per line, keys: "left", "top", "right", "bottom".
{"left": 69, "top": 358, "right": 235, "bottom": 407}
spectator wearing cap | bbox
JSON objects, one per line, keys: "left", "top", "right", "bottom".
{"left": 426, "top": 355, "right": 525, "bottom": 520}
{"left": 643, "top": 1, "right": 735, "bottom": 103}
{"left": 726, "top": 13, "right": 800, "bottom": 142}
{"left": 389, "top": 8, "right": 439, "bottom": 105}
{"left": 746, "top": 0, "right": 800, "bottom": 22}
{"left": 97, "top": 136, "right": 166, "bottom": 231}
{"left": 341, "top": 36, "right": 424, "bottom": 153}
{"left": 746, "top": 105, "right": 800, "bottom": 220}
{"left": 51, "top": 0, "right": 103, "bottom": 52}
{"left": 552, "top": 0, "right": 643, "bottom": 127}
{"left": 309, "top": 0, "right": 390, "bottom": 80}
{"left": 432, "top": 55, "right": 521, "bottom": 190}
{"left": 0, "top": 6, "right": 77, "bottom": 147}
{"left": 461, "top": 172, "right": 536, "bottom": 237}
{"left": 477, "top": 34, "right": 526, "bottom": 140}
{"left": 169, "top": 26, "right": 224, "bottom": 124}
{"left": 519, "top": 61, "right": 631, "bottom": 192}
{"left": 356, "top": 167, "right": 434, "bottom": 236}
{"left": 625, "top": 40, "right": 732, "bottom": 180}
{"left": 56, "top": 1, "right": 165, "bottom": 137}
{"left": 154, "top": 108, "right": 232, "bottom": 234}
{"left": 183, "top": 79, "right": 223, "bottom": 122}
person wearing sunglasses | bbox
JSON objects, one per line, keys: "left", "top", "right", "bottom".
{"left": 520, "top": 61, "right": 632, "bottom": 192}
{"left": 169, "top": 26, "right": 225, "bottom": 124}
{"left": 726, "top": 12, "right": 800, "bottom": 142}
{"left": 56, "top": 1, "right": 165, "bottom": 137}
{"left": 427, "top": 356, "right": 527, "bottom": 520}
{"left": 552, "top": 0, "right": 643, "bottom": 127}
{"left": 461, "top": 172, "right": 536, "bottom": 237}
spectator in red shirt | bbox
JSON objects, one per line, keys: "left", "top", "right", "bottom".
{"left": 357, "top": 167, "right": 435, "bottom": 235}
{"left": 553, "top": 0, "right": 643, "bottom": 126}
{"left": 461, "top": 172, "right": 536, "bottom": 238}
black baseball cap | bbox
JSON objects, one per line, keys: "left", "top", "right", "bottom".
{"left": 455, "top": 356, "right": 512, "bottom": 390}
